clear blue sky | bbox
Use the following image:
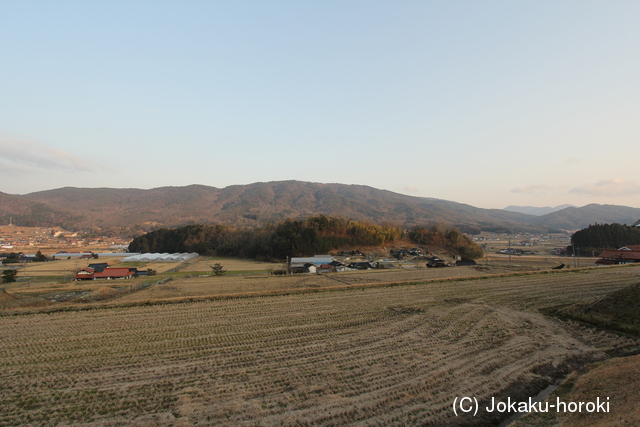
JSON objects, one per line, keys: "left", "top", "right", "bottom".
{"left": 2, "top": 1, "right": 639, "bottom": 209}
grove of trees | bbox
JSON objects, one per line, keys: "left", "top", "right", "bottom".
{"left": 570, "top": 222, "right": 640, "bottom": 254}
{"left": 129, "top": 215, "right": 483, "bottom": 261}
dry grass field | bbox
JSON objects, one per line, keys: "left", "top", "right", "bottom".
{"left": 479, "top": 233, "right": 570, "bottom": 254}
{"left": 109, "top": 265, "right": 523, "bottom": 304}
{"left": 1, "top": 264, "right": 639, "bottom": 426}
{"left": 513, "top": 353, "right": 640, "bottom": 427}
{"left": 182, "top": 258, "right": 286, "bottom": 273}
{"left": 8, "top": 258, "right": 95, "bottom": 278}
{"left": 6, "top": 256, "right": 280, "bottom": 289}
{"left": 4, "top": 253, "right": 578, "bottom": 308}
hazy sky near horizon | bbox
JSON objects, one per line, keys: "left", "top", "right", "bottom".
{"left": 2, "top": 1, "right": 639, "bottom": 209}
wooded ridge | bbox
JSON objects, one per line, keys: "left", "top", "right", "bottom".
{"left": 128, "top": 215, "right": 484, "bottom": 261}
{"left": 1, "top": 181, "right": 638, "bottom": 235}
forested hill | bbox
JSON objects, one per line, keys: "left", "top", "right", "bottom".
{"left": 21, "top": 181, "right": 534, "bottom": 234}
{"left": 0, "top": 191, "right": 81, "bottom": 229}
{"left": 570, "top": 223, "right": 640, "bottom": 253}
{"left": 5, "top": 181, "right": 639, "bottom": 235}
{"left": 128, "top": 216, "right": 484, "bottom": 261}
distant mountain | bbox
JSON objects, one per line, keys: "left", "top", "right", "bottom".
{"left": 504, "top": 204, "right": 576, "bottom": 216}
{"left": 528, "top": 204, "right": 640, "bottom": 230}
{"left": 0, "top": 191, "right": 82, "bottom": 229}
{"left": 2, "top": 181, "right": 637, "bottom": 236}
{"left": 18, "top": 181, "right": 535, "bottom": 235}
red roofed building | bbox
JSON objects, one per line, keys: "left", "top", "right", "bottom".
{"left": 74, "top": 268, "right": 96, "bottom": 280}
{"left": 93, "top": 267, "right": 135, "bottom": 279}
{"left": 74, "top": 267, "right": 137, "bottom": 280}
{"left": 596, "top": 246, "right": 640, "bottom": 265}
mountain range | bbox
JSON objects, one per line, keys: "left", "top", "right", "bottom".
{"left": 2, "top": 181, "right": 639, "bottom": 236}
{"left": 504, "top": 204, "right": 577, "bottom": 216}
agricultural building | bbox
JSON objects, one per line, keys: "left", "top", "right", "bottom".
{"left": 348, "top": 261, "right": 375, "bottom": 270}
{"left": 426, "top": 256, "right": 447, "bottom": 268}
{"left": 120, "top": 252, "right": 199, "bottom": 263}
{"left": 290, "top": 256, "right": 334, "bottom": 274}
{"left": 88, "top": 263, "right": 109, "bottom": 272}
{"left": 596, "top": 245, "right": 640, "bottom": 265}
{"left": 317, "top": 263, "right": 337, "bottom": 273}
{"left": 290, "top": 263, "right": 317, "bottom": 274}
{"left": 290, "top": 256, "right": 333, "bottom": 265}
{"left": 376, "top": 261, "right": 397, "bottom": 269}
{"left": 74, "top": 267, "right": 138, "bottom": 280}
{"left": 54, "top": 252, "right": 141, "bottom": 259}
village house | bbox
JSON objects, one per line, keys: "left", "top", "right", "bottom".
{"left": 596, "top": 245, "right": 640, "bottom": 265}
{"left": 289, "top": 255, "right": 334, "bottom": 273}
{"left": 347, "top": 261, "right": 375, "bottom": 270}
{"left": 74, "top": 267, "right": 138, "bottom": 280}
{"left": 426, "top": 256, "right": 447, "bottom": 268}
{"left": 88, "top": 263, "right": 109, "bottom": 272}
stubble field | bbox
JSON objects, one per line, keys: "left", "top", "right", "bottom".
{"left": 1, "top": 265, "right": 639, "bottom": 426}
{"left": 109, "top": 264, "right": 526, "bottom": 304}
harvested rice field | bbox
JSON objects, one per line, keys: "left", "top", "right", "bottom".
{"left": 1, "top": 265, "right": 639, "bottom": 426}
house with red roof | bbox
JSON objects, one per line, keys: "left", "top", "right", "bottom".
{"left": 596, "top": 245, "right": 640, "bottom": 265}
{"left": 74, "top": 267, "right": 137, "bottom": 280}
{"left": 74, "top": 269, "right": 95, "bottom": 280}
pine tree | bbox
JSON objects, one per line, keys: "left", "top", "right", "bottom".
{"left": 2, "top": 269, "right": 17, "bottom": 284}
{"left": 210, "top": 263, "right": 227, "bottom": 276}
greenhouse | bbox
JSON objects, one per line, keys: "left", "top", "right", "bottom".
{"left": 120, "top": 252, "right": 199, "bottom": 263}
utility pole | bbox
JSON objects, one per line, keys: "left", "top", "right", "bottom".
{"left": 22, "top": 261, "right": 29, "bottom": 287}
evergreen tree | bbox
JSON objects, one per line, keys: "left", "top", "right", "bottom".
{"left": 2, "top": 269, "right": 17, "bottom": 284}
{"left": 210, "top": 263, "right": 227, "bottom": 276}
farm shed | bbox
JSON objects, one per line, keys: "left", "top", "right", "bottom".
{"left": 348, "top": 261, "right": 375, "bottom": 270}
{"left": 88, "top": 263, "right": 109, "bottom": 272}
{"left": 426, "top": 256, "right": 447, "bottom": 268}
{"left": 455, "top": 260, "right": 477, "bottom": 266}
{"left": 317, "top": 263, "right": 335, "bottom": 273}
{"left": 376, "top": 261, "right": 397, "bottom": 269}
{"left": 290, "top": 264, "right": 316, "bottom": 274}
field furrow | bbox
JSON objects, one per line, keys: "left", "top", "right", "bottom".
{"left": 0, "top": 265, "right": 638, "bottom": 425}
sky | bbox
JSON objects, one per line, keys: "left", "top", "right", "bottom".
{"left": 1, "top": 1, "right": 639, "bottom": 209}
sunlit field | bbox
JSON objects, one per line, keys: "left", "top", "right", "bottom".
{"left": 1, "top": 264, "right": 638, "bottom": 426}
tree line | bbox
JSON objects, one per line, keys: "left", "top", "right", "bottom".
{"left": 408, "top": 226, "right": 484, "bottom": 260}
{"left": 570, "top": 222, "right": 640, "bottom": 254}
{"left": 128, "top": 215, "right": 483, "bottom": 261}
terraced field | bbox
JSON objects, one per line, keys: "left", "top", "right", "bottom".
{"left": 109, "top": 265, "right": 521, "bottom": 304}
{"left": 1, "top": 265, "right": 638, "bottom": 426}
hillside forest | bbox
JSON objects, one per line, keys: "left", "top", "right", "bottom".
{"left": 128, "top": 216, "right": 484, "bottom": 261}
{"left": 570, "top": 222, "right": 640, "bottom": 254}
